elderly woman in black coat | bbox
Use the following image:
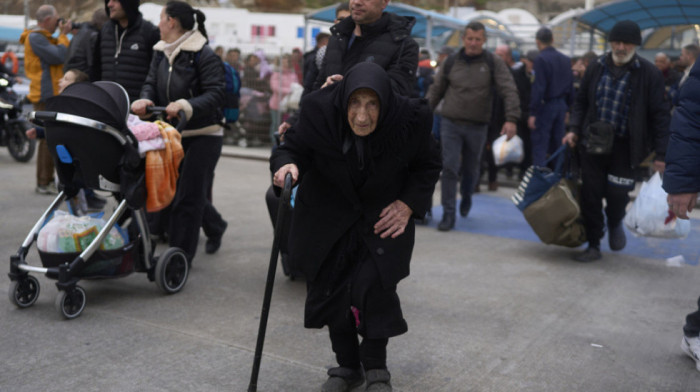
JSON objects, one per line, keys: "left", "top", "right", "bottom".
{"left": 271, "top": 62, "right": 441, "bottom": 392}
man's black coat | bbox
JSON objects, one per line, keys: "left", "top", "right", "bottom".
{"left": 569, "top": 53, "right": 670, "bottom": 166}
{"left": 313, "top": 12, "right": 419, "bottom": 97}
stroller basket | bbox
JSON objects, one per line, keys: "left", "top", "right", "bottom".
{"left": 38, "top": 240, "right": 138, "bottom": 279}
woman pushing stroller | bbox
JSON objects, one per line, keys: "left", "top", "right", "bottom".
{"left": 132, "top": 1, "right": 227, "bottom": 265}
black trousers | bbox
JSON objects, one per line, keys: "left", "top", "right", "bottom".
{"left": 305, "top": 228, "right": 406, "bottom": 371}
{"left": 579, "top": 137, "right": 635, "bottom": 247}
{"left": 685, "top": 297, "right": 700, "bottom": 337}
{"left": 168, "top": 135, "right": 224, "bottom": 261}
{"left": 517, "top": 120, "right": 532, "bottom": 176}
{"left": 330, "top": 325, "right": 388, "bottom": 371}
{"left": 321, "top": 255, "right": 397, "bottom": 371}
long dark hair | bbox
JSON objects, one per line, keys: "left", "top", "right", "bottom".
{"left": 165, "top": 1, "right": 208, "bottom": 39}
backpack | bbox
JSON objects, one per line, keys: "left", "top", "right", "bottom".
{"left": 222, "top": 62, "right": 241, "bottom": 123}
{"left": 442, "top": 50, "right": 495, "bottom": 86}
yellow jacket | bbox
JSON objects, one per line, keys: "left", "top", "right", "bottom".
{"left": 19, "top": 28, "right": 69, "bottom": 103}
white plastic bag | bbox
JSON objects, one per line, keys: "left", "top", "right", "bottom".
{"left": 623, "top": 172, "right": 691, "bottom": 239}
{"left": 37, "top": 211, "right": 126, "bottom": 253}
{"left": 492, "top": 134, "right": 524, "bottom": 166}
{"left": 279, "top": 82, "right": 303, "bottom": 112}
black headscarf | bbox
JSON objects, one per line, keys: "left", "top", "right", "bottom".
{"left": 294, "top": 62, "right": 413, "bottom": 171}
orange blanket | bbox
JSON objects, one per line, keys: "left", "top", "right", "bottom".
{"left": 145, "top": 121, "right": 184, "bottom": 212}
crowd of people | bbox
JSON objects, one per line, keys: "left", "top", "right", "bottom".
{"left": 12, "top": 0, "right": 700, "bottom": 390}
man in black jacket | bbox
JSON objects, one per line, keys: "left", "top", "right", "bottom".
{"left": 302, "top": 32, "right": 330, "bottom": 92}
{"left": 64, "top": 8, "right": 108, "bottom": 81}
{"left": 94, "top": 0, "right": 160, "bottom": 102}
{"left": 564, "top": 20, "right": 669, "bottom": 262}
{"left": 277, "top": 0, "right": 418, "bottom": 135}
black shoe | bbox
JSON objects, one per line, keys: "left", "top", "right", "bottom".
{"left": 321, "top": 367, "right": 364, "bottom": 392}
{"left": 437, "top": 215, "right": 455, "bottom": 231}
{"left": 573, "top": 246, "right": 602, "bottom": 262}
{"left": 608, "top": 222, "right": 626, "bottom": 251}
{"left": 459, "top": 197, "right": 472, "bottom": 218}
{"left": 85, "top": 192, "right": 107, "bottom": 210}
{"left": 205, "top": 220, "right": 228, "bottom": 254}
{"left": 365, "top": 369, "right": 392, "bottom": 391}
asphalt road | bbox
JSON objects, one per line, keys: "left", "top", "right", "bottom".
{"left": 1, "top": 148, "right": 700, "bottom": 392}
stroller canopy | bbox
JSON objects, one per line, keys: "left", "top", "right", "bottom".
{"left": 45, "top": 81, "right": 130, "bottom": 131}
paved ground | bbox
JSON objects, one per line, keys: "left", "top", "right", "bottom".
{"left": 2, "top": 147, "right": 700, "bottom": 392}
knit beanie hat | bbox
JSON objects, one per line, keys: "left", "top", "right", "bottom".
{"left": 608, "top": 20, "right": 641, "bottom": 45}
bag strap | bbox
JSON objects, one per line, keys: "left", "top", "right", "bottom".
{"left": 544, "top": 144, "right": 569, "bottom": 175}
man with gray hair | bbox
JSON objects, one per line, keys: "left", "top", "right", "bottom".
{"left": 564, "top": 20, "right": 669, "bottom": 262}
{"left": 19, "top": 5, "right": 72, "bottom": 194}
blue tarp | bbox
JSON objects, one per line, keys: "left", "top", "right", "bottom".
{"left": 0, "top": 26, "right": 23, "bottom": 43}
{"left": 577, "top": 0, "right": 700, "bottom": 33}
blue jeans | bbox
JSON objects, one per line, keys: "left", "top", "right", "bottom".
{"left": 531, "top": 99, "right": 567, "bottom": 166}
{"left": 440, "top": 118, "right": 488, "bottom": 218}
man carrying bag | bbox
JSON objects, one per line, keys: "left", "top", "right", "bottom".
{"left": 563, "top": 20, "right": 669, "bottom": 262}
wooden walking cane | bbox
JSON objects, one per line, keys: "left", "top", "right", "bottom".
{"left": 248, "top": 173, "right": 293, "bottom": 392}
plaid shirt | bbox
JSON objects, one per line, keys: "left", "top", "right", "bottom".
{"left": 595, "top": 56, "right": 640, "bottom": 136}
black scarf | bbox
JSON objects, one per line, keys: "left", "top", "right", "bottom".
{"left": 294, "top": 62, "right": 415, "bottom": 170}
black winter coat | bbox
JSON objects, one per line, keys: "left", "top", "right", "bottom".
{"left": 96, "top": 16, "right": 160, "bottom": 102}
{"left": 64, "top": 23, "right": 99, "bottom": 79}
{"left": 302, "top": 47, "right": 319, "bottom": 92}
{"left": 139, "top": 31, "right": 225, "bottom": 133}
{"left": 313, "top": 12, "right": 419, "bottom": 97}
{"left": 512, "top": 64, "right": 532, "bottom": 124}
{"left": 569, "top": 53, "right": 670, "bottom": 167}
{"left": 271, "top": 63, "right": 441, "bottom": 288}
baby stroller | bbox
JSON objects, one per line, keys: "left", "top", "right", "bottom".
{"left": 8, "top": 81, "right": 189, "bottom": 319}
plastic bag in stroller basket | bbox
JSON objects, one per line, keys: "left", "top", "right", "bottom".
{"left": 37, "top": 211, "right": 134, "bottom": 276}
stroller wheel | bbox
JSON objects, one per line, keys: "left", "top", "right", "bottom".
{"left": 155, "top": 247, "right": 189, "bottom": 294}
{"left": 8, "top": 275, "right": 40, "bottom": 308}
{"left": 55, "top": 286, "right": 86, "bottom": 320}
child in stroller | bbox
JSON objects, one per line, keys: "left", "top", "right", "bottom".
{"left": 8, "top": 81, "right": 189, "bottom": 319}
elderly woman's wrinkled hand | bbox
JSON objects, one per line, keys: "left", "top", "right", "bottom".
{"left": 374, "top": 200, "right": 413, "bottom": 239}
{"left": 273, "top": 163, "right": 299, "bottom": 188}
